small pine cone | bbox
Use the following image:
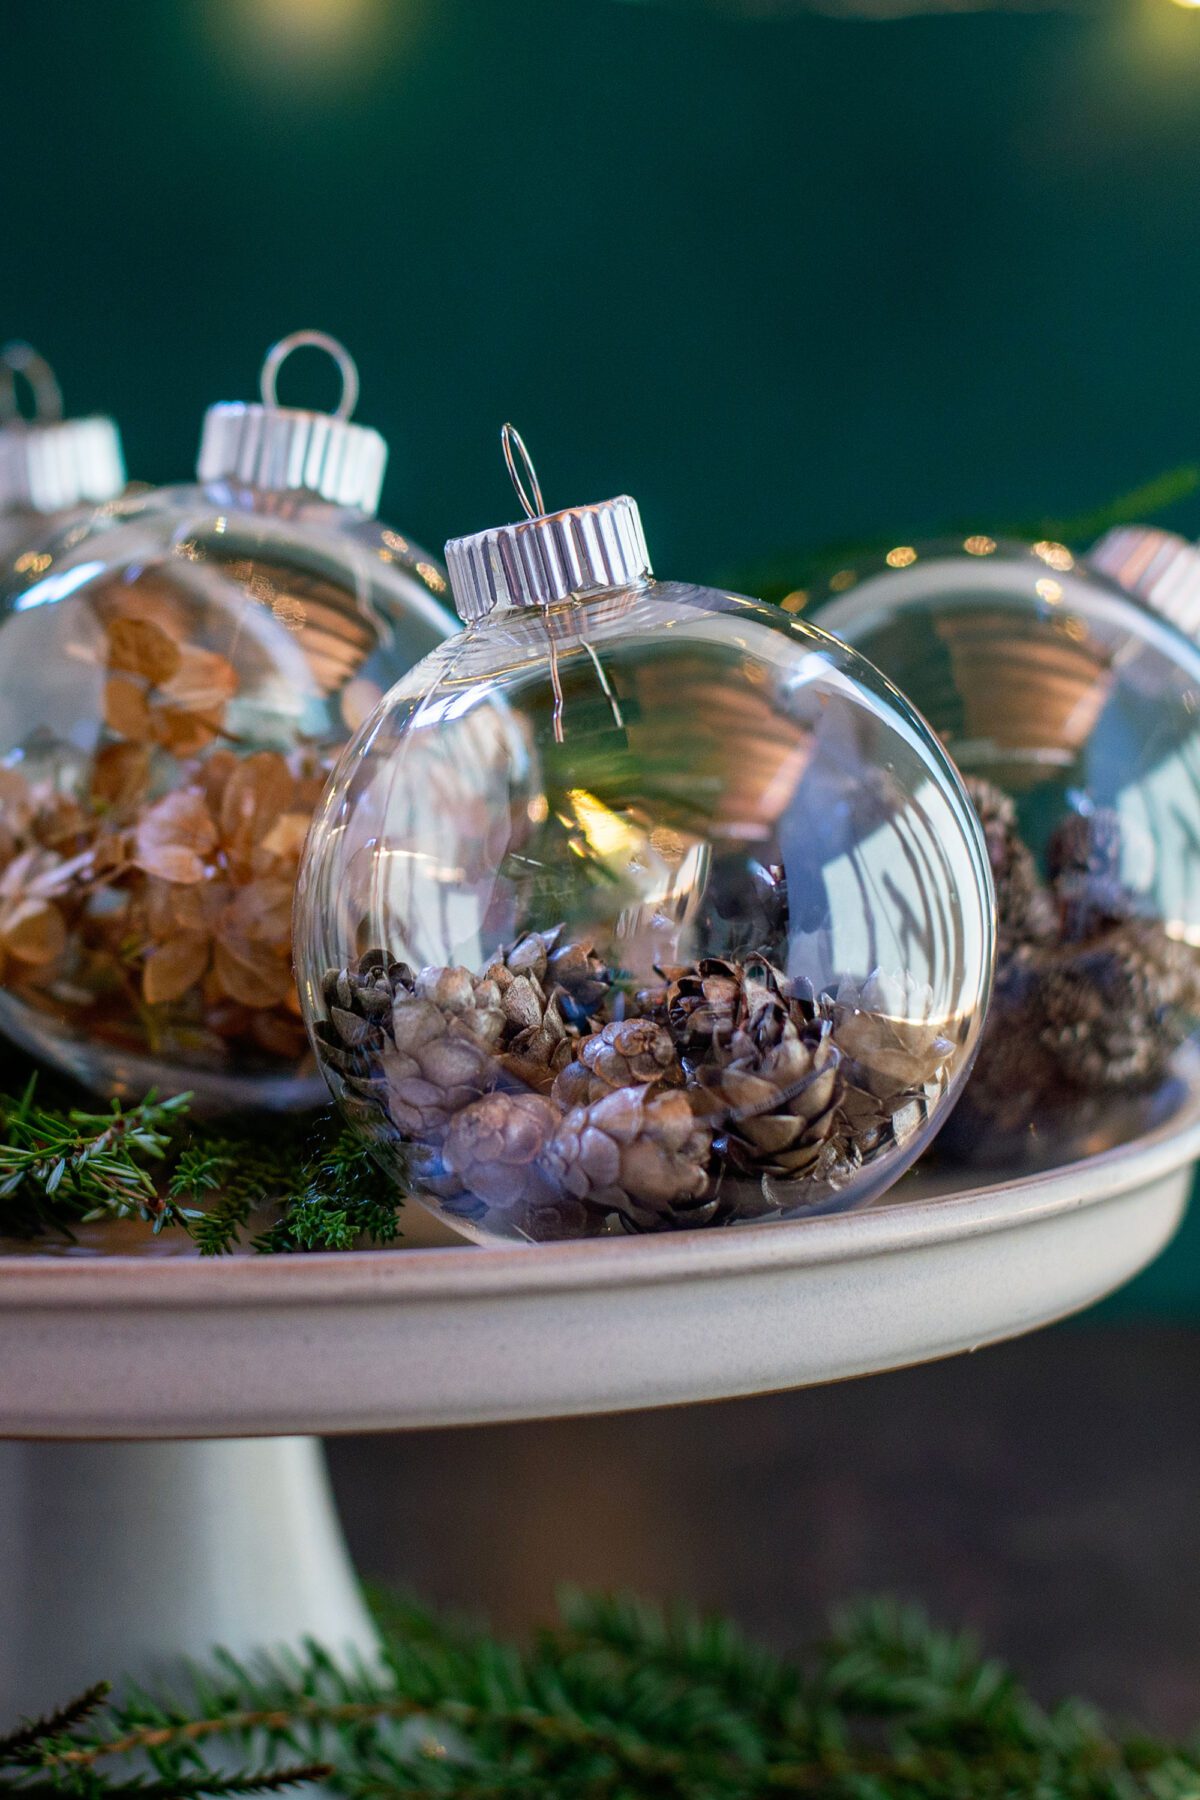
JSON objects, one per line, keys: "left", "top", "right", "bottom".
{"left": 1047, "top": 809, "right": 1133, "bottom": 942}
{"left": 963, "top": 775, "right": 1054, "bottom": 944}
{"left": 656, "top": 958, "right": 748, "bottom": 1057}
{"left": 1039, "top": 921, "right": 1200, "bottom": 1090}
{"left": 380, "top": 994, "right": 498, "bottom": 1141}
{"left": 491, "top": 969, "right": 575, "bottom": 1092}
{"left": 441, "top": 1091, "right": 562, "bottom": 1210}
{"left": 830, "top": 970, "right": 954, "bottom": 1102}
{"left": 955, "top": 951, "right": 1059, "bottom": 1132}
{"left": 316, "top": 951, "right": 411, "bottom": 1077}
{"left": 552, "top": 1017, "right": 680, "bottom": 1107}
{"left": 543, "top": 1087, "right": 714, "bottom": 1228}
{"left": 546, "top": 936, "right": 613, "bottom": 1028}
{"left": 692, "top": 1000, "right": 842, "bottom": 1179}
{"left": 412, "top": 964, "right": 506, "bottom": 1050}
{"left": 581, "top": 1017, "right": 678, "bottom": 1088}
{"left": 551, "top": 1060, "right": 596, "bottom": 1109}
{"left": 491, "top": 930, "right": 554, "bottom": 984}
{"left": 1047, "top": 807, "right": 1122, "bottom": 885}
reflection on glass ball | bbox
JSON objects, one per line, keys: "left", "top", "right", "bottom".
{"left": 296, "top": 580, "right": 995, "bottom": 1243}
{"left": 0, "top": 486, "right": 453, "bottom": 1109}
{"left": 812, "top": 537, "right": 1200, "bottom": 1169}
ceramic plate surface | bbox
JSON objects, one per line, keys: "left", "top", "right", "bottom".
{"left": 2, "top": 1060, "right": 1198, "bottom": 1438}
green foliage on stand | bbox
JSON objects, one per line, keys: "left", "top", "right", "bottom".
{"left": 4, "top": 1591, "right": 1200, "bottom": 1800}
{"left": 0, "top": 1070, "right": 403, "bottom": 1255}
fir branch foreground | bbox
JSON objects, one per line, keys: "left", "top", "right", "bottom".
{"left": 5, "top": 1591, "right": 1200, "bottom": 1799}
{"left": 0, "top": 1068, "right": 403, "bottom": 1255}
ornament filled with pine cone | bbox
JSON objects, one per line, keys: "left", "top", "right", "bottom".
{"left": 297, "top": 430, "right": 994, "bottom": 1242}
{"left": 811, "top": 533, "right": 1200, "bottom": 1169}
{"left": 313, "top": 928, "right": 973, "bottom": 1242}
{"left": 936, "top": 778, "right": 1200, "bottom": 1165}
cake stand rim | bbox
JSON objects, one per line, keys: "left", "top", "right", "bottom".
{"left": 3, "top": 1055, "right": 1199, "bottom": 1309}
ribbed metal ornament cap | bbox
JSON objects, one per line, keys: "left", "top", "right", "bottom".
{"left": 196, "top": 330, "right": 387, "bottom": 516}
{"left": 0, "top": 341, "right": 125, "bottom": 514}
{"left": 1089, "top": 525, "right": 1200, "bottom": 639}
{"left": 445, "top": 426, "right": 652, "bottom": 623}
{"left": 0, "top": 416, "right": 125, "bottom": 514}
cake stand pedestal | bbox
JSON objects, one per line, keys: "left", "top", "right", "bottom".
{"left": 2, "top": 1065, "right": 1198, "bottom": 1720}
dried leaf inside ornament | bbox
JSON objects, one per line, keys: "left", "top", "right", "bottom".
{"left": 0, "top": 598, "right": 324, "bottom": 1086}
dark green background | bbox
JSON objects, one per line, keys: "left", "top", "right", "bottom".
{"left": 4, "top": 0, "right": 1200, "bottom": 1308}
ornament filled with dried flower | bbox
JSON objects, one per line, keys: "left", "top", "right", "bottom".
{"left": 0, "top": 332, "right": 453, "bottom": 1111}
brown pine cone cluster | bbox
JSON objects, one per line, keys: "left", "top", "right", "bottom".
{"left": 955, "top": 783, "right": 1200, "bottom": 1147}
{"left": 317, "top": 934, "right": 957, "bottom": 1242}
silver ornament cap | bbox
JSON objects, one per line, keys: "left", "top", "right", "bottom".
{"left": 1089, "top": 524, "right": 1200, "bottom": 639}
{"left": 0, "top": 416, "right": 125, "bottom": 514}
{"left": 0, "top": 341, "right": 125, "bottom": 514}
{"left": 197, "top": 329, "right": 387, "bottom": 515}
{"left": 445, "top": 425, "right": 652, "bottom": 624}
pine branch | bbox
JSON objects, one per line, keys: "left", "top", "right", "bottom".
{"left": 8, "top": 1591, "right": 1200, "bottom": 1798}
{"left": 0, "top": 1079, "right": 194, "bottom": 1238}
{"left": 5, "top": 1767, "right": 331, "bottom": 1799}
{"left": 0, "top": 1685, "right": 111, "bottom": 1763}
{"left": 251, "top": 1127, "right": 402, "bottom": 1255}
{"left": 0, "top": 1054, "right": 403, "bottom": 1256}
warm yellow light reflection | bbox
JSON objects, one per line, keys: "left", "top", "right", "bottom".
{"left": 564, "top": 789, "right": 636, "bottom": 858}
{"left": 14, "top": 552, "right": 51, "bottom": 576}
{"left": 886, "top": 545, "right": 918, "bottom": 569}
{"left": 210, "top": 0, "right": 409, "bottom": 79}
{"left": 1036, "top": 578, "right": 1065, "bottom": 604}
{"left": 1033, "top": 540, "right": 1075, "bottom": 572}
{"left": 230, "top": 0, "right": 379, "bottom": 50}
{"left": 829, "top": 568, "right": 857, "bottom": 593}
{"left": 963, "top": 535, "right": 997, "bottom": 557}
{"left": 416, "top": 561, "right": 448, "bottom": 594}
{"left": 780, "top": 589, "right": 808, "bottom": 614}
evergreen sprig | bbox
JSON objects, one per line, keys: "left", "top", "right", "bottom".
{"left": 0, "top": 1065, "right": 404, "bottom": 1256}
{"left": 8, "top": 1591, "right": 1200, "bottom": 1800}
{"left": 0, "top": 1077, "right": 195, "bottom": 1239}
{"left": 0, "top": 1674, "right": 327, "bottom": 1799}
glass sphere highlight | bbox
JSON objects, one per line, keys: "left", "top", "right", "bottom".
{"left": 297, "top": 568, "right": 995, "bottom": 1244}
{"left": 812, "top": 537, "right": 1200, "bottom": 1168}
{"left": 0, "top": 342, "right": 454, "bottom": 1111}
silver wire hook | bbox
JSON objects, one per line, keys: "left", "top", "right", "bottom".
{"left": 260, "top": 329, "right": 359, "bottom": 419}
{"left": 501, "top": 423, "right": 546, "bottom": 520}
{"left": 0, "top": 342, "right": 64, "bottom": 425}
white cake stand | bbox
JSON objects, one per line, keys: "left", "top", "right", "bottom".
{"left": 1, "top": 1065, "right": 1198, "bottom": 1722}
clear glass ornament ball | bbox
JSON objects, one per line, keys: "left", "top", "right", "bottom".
{"left": 0, "top": 463, "right": 454, "bottom": 1112}
{"left": 812, "top": 536, "right": 1200, "bottom": 1169}
{"left": 297, "top": 558, "right": 996, "bottom": 1245}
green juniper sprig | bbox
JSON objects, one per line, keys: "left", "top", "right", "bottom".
{"left": 0, "top": 1076, "right": 195, "bottom": 1239}
{"left": 10, "top": 1591, "right": 1200, "bottom": 1800}
{"left": 0, "top": 1064, "right": 405, "bottom": 1255}
{"left": 166, "top": 1117, "right": 402, "bottom": 1257}
{"left": 250, "top": 1126, "right": 402, "bottom": 1255}
{"left": 0, "top": 1677, "right": 328, "bottom": 1800}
